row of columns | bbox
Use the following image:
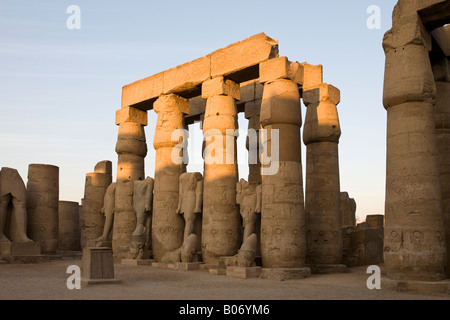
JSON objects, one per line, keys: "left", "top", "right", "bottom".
{"left": 114, "top": 63, "right": 344, "bottom": 268}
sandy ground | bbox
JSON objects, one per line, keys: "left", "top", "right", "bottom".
{"left": 1, "top": 257, "right": 449, "bottom": 301}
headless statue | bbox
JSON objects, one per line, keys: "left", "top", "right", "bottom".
{"left": 161, "top": 172, "right": 202, "bottom": 263}
{"left": 131, "top": 177, "right": 154, "bottom": 246}
{"left": 176, "top": 172, "right": 203, "bottom": 240}
{"left": 236, "top": 179, "right": 261, "bottom": 241}
{"left": 95, "top": 182, "right": 117, "bottom": 243}
{"left": 120, "top": 177, "right": 154, "bottom": 259}
{"left": 0, "top": 167, "right": 32, "bottom": 243}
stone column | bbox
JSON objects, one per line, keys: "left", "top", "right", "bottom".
{"left": 114, "top": 107, "right": 148, "bottom": 260}
{"left": 244, "top": 99, "right": 262, "bottom": 257}
{"left": 303, "top": 83, "right": 345, "bottom": 270}
{"left": 432, "top": 54, "right": 450, "bottom": 276}
{"left": 201, "top": 76, "right": 241, "bottom": 265}
{"left": 58, "top": 201, "right": 81, "bottom": 251}
{"left": 245, "top": 99, "right": 262, "bottom": 185}
{"left": 81, "top": 161, "right": 112, "bottom": 248}
{"left": 258, "top": 57, "right": 307, "bottom": 270}
{"left": 26, "top": 164, "right": 59, "bottom": 254}
{"left": 382, "top": 8, "right": 446, "bottom": 281}
{"left": 152, "top": 94, "right": 189, "bottom": 261}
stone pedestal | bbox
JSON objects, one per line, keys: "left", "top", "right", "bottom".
{"left": 81, "top": 247, "right": 120, "bottom": 285}
{"left": 86, "top": 239, "right": 112, "bottom": 248}
{"left": 0, "top": 241, "right": 47, "bottom": 264}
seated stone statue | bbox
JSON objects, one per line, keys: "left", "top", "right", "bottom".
{"left": 236, "top": 179, "right": 261, "bottom": 242}
{"left": 95, "top": 182, "right": 117, "bottom": 243}
{"left": 0, "top": 167, "right": 32, "bottom": 243}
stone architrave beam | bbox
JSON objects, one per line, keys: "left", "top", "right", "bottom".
{"left": 121, "top": 33, "right": 279, "bottom": 110}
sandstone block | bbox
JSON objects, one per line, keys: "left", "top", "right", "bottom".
{"left": 210, "top": 33, "right": 279, "bottom": 82}
{"left": 154, "top": 94, "right": 190, "bottom": 115}
{"left": 260, "top": 79, "right": 302, "bottom": 127}
{"left": 163, "top": 56, "right": 211, "bottom": 95}
{"left": 303, "top": 83, "right": 340, "bottom": 106}
{"left": 244, "top": 100, "right": 261, "bottom": 119}
{"left": 301, "top": 63, "right": 323, "bottom": 90}
{"left": 121, "top": 72, "right": 163, "bottom": 109}
{"left": 239, "top": 80, "right": 257, "bottom": 103}
{"left": 366, "top": 214, "right": 384, "bottom": 228}
{"left": 259, "top": 56, "right": 304, "bottom": 85}
{"left": 202, "top": 76, "right": 240, "bottom": 100}
{"left": 115, "top": 107, "right": 148, "bottom": 126}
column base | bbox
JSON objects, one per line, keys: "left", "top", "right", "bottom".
{"left": 121, "top": 258, "right": 154, "bottom": 266}
{"left": 381, "top": 278, "right": 450, "bottom": 295}
{"left": 219, "top": 256, "right": 238, "bottom": 269}
{"left": 260, "top": 267, "right": 311, "bottom": 281}
{"left": 200, "top": 263, "right": 227, "bottom": 275}
{"left": 226, "top": 266, "right": 262, "bottom": 279}
{"left": 0, "top": 241, "right": 49, "bottom": 264}
{"left": 151, "top": 261, "right": 201, "bottom": 271}
{"left": 307, "top": 264, "right": 348, "bottom": 274}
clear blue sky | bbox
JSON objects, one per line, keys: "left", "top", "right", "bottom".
{"left": 0, "top": 0, "right": 397, "bottom": 221}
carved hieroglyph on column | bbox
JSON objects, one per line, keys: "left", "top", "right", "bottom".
{"left": 382, "top": 3, "right": 446, "bottom": 281}
{"left": 152, "top": 94, "right": 189, "bottom": 261}
{"left": 201, "top": 76, "right": 241, "bottom": 264}
{"left": 258, "top": 57, "right": 306, "bottom": 268}
{"left": 303, "top": 83, "right": 343, "bottom": 266}
{"left": 432, "top": 45, "right": 450, "bottom": 276}
{"left": 114, "top": 107, "right": 148, "bottom": 260}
